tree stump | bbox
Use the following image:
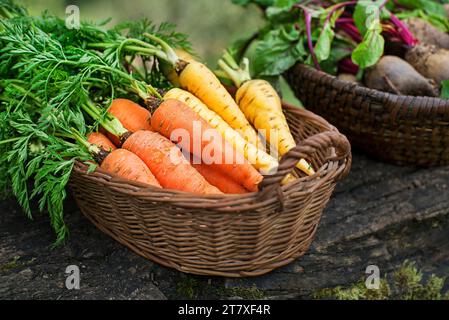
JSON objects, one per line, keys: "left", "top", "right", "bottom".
{"left": 1, "top": 150, "right": 448, "bottom": 299}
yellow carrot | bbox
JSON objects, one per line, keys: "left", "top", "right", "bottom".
{"left": 218, "top": 52, "right": 315, "bottom": 176}
{"left": 142, "top": 33, "right": 263, "bottom": 150}
{"left": 177, "top": 60, "right": 264, "bottom": 150}
{"left": 163, "top": 88, "right": 278, "bottom": 175}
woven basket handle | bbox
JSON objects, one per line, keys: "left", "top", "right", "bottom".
{"left": 259, "top": 130, "right": 351, "bottom": 190}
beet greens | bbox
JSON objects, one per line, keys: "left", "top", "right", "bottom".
{"left": 229, "top": 0, "right": 448, "bottom": 78}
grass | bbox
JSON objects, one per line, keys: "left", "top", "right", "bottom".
{"left": 0, "top": 256, "right": 22, "bottom": 272}
{"left": 313, "top": 261, "right": 449, "bottom": 300}
{"left": 176, "top": 277, "right": 200, "bottom": 299}
{"left": 174, "top": 276, "right": 266, "bottom": 300}
{"left": 225, "top": 285, "right": 265, "bottom": 299}
{"left": 0, "top": 255, "right": 36, "bottom": 273}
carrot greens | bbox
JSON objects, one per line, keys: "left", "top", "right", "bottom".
{"left": 0, "top": 2, "right": 191, "bottom": 243}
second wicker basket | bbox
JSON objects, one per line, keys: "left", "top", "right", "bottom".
{"left": 286, "top": 64, "right": 449, "bottom": 166}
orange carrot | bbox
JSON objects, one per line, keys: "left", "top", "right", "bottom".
{"left": 151, "top": 99, "right": 263, "bottom": 192}
{"left": 106, "top": 98, "right": 153, "bottom": 145}
{"left": 75, "top": 129, "right": 159, "bottom": 188}
{"left": 122, "top": 130, "right": 222, "bottom": 195}
{"left": 100, "top": 149, "right": 162, "bottom": 188}
{"left": 108, "top": 98, "right": 153, "bottom": 132}
{"left": 190, "top": 156, "right": 249, "bottom": 194}
{"left": 87, "top": 132, "right": 117, "bottom": 152}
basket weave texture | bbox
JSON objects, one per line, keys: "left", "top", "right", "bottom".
{"left": 69, "top": 103, "right": 351, "bottom": 277}
{"left": 286, "top": 64, "right": 449, "bottom": 166}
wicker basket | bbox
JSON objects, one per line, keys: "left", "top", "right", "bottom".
{"left": 69, "top": 103, "right": 351, "bottom": 277}
{"left": 286, "top": 64, "right": 449, "bottom": 166}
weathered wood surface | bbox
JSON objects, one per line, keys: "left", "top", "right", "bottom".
{"left": 1, "top": 150, "right": 449, "bottom": 299}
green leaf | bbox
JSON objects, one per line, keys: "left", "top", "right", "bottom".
{"left": 320, "top": 44, "right": 352, "bottom": 75}
{"left": 227, "top": 32, "right": 259, "bottom": 62}
{"left": 422, "top": 12, "right": 449, "bottom": 32}
{"left": 314, "top": 23, "right": 334, "bottom": 63}
{"left": 252, "top": 25, "right": 306, "bottom": 77}
{"left": 232, "top": 0, "right": 274, "bottom": 7}
{"left": 265, "top": 0, "right": 297, "bottom": 20}
{"left": 441, "top": 80, "right": 449, "bottom": 99}
{"left": 394, "top": 0, "right": 447, "bottom": 18}
{"left": 352, "top": 18, "right": 385, "bottom": 69}
{"left": 396, "top": 9, "right": 449, "bottom": 32}
{"left": 314, "top": 8, "right": 344, "bottom": 63}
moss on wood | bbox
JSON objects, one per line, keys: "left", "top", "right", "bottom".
{"left": 313, "top": 261, "right": 449, "bottom": 300}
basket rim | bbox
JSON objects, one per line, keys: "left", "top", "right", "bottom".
{"left": 72, "top": 157, "right": 340, "bottom": 198}
{"left": 292, "top": 63, "right": 449, "bottom": 109}
{"left": 71, "top": 102, "right": 351, "bottom": 204}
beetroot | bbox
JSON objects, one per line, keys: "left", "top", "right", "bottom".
{"left": 364, "top": 56, "right": 439, "bottom": 97}
{"left": 405, "top": 44, "right": 449, "bottom": 86}
{"left": 405, "top": 18, "right": 449, "bottom": 50}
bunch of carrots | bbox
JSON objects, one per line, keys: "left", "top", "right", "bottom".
{"left": 79, "top": 39, "right": 316, "bottom": 195}
{"left": 81, "top": 47, "right": 316, "bottom": 195}
{"left": 0, "top": 1, "right": 316, "bottom": 242}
